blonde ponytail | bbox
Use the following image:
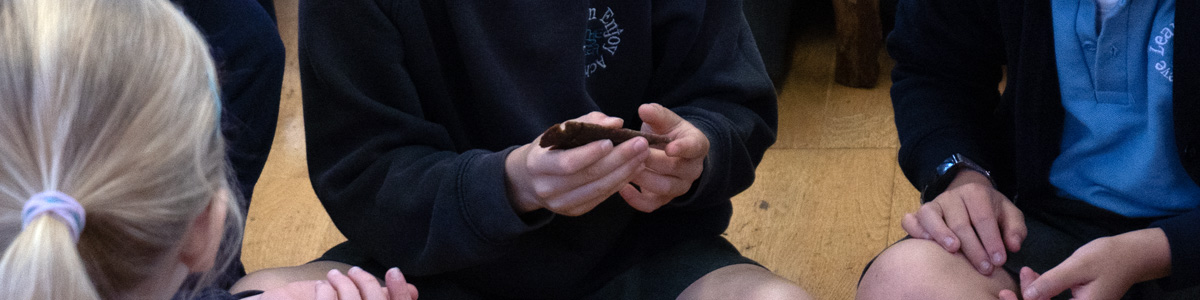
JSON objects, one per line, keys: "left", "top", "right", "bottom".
{"left": 0, "top": 0, "right": 243, "bottom": 298}
{"left": 0, "top": 217, "right": 99, "bottom": 300}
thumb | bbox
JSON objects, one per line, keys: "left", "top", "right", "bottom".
{"left": 1019, "top": 267, "right": 1040, "bottom": 291}
{"left": 638, "top": 103, "right": 683, "bottom": 134}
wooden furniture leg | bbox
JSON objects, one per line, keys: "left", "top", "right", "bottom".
{"left": 832, "top": 0, "right": 882, "bottom": 88}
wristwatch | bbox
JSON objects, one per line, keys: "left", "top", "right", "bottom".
{"left": 920, "top": 153, "right": 996, "bottom": 203}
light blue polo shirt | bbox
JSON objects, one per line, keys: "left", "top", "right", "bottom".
{"left": 1049, "top": 0, "right": 1198, "bottom": 217}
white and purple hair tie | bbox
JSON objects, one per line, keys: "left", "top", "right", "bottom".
{"left": 22, "top": 191, "right": 86, "bottom": 243}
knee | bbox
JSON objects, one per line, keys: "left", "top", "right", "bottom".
{"left": 680, "top": 264, "right": 812, "bottom": 300}
{"left": 231, "top": 261, "right": 354, "bottom": 293}
{"left": 231, "top": 266, "right": 296, "bottom": 293}
{"left": 743, "top": 280, "right": 812, "bottom": 300}
{"left": 856, "top": 239, "right": 959, "bottom": 300}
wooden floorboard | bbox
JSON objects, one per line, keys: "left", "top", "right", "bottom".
{"left": 243, "top": 1, "right": 908, "bottom": 298}
{"left": 242, "top": 0, "right": 347, "bottom": 271}
{"left": 889, "top": 165, "right": 921, "bottom": 246}
{"left": 774, "top": 30, "right": 836, "bottom": 150}
{"left": 727, "top": 149, "right": 897, "bottom": 299}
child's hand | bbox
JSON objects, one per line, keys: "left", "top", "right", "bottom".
{"left": 901, "top": 170, "right": 1026, "bottom": 276}
{"left": 314, "top": 267, "right": 418, "bottom": 300}
{"left": 618, "top": 103, "right": 709, "bottom": 212}
{"left": 505, "top": 112, "right": 650, "bottom": 216}
{"left": 253, "top": 267, "right": 418, "bottom": 300}
{"left": 1000, "top": 228, "right": 1171, "bottom": 300}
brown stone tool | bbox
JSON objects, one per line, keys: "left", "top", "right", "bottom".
{"left": 538, "top": 121, "right": 673, "bottom": 150}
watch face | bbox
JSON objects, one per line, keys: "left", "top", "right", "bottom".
{"left": 925, "top": 154, "right": 995, "bottom": 203}
{"left": 937, "top": 154, "right": 963, "bottom": 176}
{"left": 937, "top": 162, "right": 955, "bottom": 176}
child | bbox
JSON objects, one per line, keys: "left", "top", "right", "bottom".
{"left": 0, "top": 0, "right": 239, "bottom": 297}
{"left": 857, "top": 0, "right": 1199, "bottom": 299}
{"left": 235, "top": 0, "right": 810, "bottom": 299}
{"left": 0, "top": 0, "right": 413, "bottom": 298}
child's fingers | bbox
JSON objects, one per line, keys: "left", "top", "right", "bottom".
{"left": 935, "top": 197, "right": 996, "bottom": 275}
{"left": 570, "top": 112, "right": 622, "bottom": 128}
{"left": 347, "top": 267, "right": 387, "bottom": 300}
{"left": 558, "top": 137, "right": 648, "bottom": 186}
{"left": 619, "top": 184, "right": 670, "bottom": 213}
{"left": 629, "top": 169, "right": 690, "bottom": 198}
{"left": 900, "top": 213, "right": 930, "bottom": 240}
{"left": 997, "top": 289, "right": 1019, "bottom": 300}
{"left": 385, "top": 267, "right": 416, "bottom": 300}
{"left": 643, "top": 150, "right": 703, "bottom": 183}
{"left": 999, "top": 202, "right": 1027, "bottom": 252}
{"left": 951, "top": 222, "right": 995, "bottom": 275}
{"left": 916, "top": 202, "right": 959, "bottom": 252}
{"left": 544, "top": 148, "right": 647, "bottom": 216}
{"left": 964, "top": 202, "right": 1008, "bottom": 270}
{"left": 326, "top": 269, "right": 362, "bottom": 300}
{"left": 532, "top": 139, "right": 614, "bottom": 175}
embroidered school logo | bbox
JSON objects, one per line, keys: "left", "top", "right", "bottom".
{"left": 1149, "top": 22, "right": 1174, "bottom": 82}
{"left": 583, "top": 7, "right": 622, "bottom": 77}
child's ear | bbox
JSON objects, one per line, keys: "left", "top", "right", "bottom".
{"left": 179, "top": 189, "right": 229, "bottom": 272}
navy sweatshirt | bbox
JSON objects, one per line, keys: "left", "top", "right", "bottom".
{"left": 173, "top": 0, "right": 284, "bottom": 289}
{"left": 889, "top": 0, "right": 1199, "bottom": 289}
{"left": 299, "top": 0, "right": 775, "bottom": 298}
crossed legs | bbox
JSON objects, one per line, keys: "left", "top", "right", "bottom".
{"left": 234, "top": 262, "right": 810, "bottom": 299}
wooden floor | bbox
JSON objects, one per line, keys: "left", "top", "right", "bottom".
{"left": 241, "top": 1, "right": 918, "bottom": 299}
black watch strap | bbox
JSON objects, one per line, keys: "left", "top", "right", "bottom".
{"left": 920, "top": 153, "right": 996, "bottom": 203}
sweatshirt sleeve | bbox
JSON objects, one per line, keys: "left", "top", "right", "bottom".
{"left": 889, "top": 0, "right": 1008, "bottom": 191}
{"left": 299, "top": 0, "right": 551, "bottom": 276}
{"left": 1150, "top": 210, "right": 1200, "bottom": 290}
{"left": 641, "top": 0, "right": 778, "bottom": 211}
{"left": 1156, "top": 0, "right": 1200, "bottom": 290}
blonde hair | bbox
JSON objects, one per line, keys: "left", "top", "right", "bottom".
{"left": 0, "top": 0, "right": 243, "bottom": 298}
